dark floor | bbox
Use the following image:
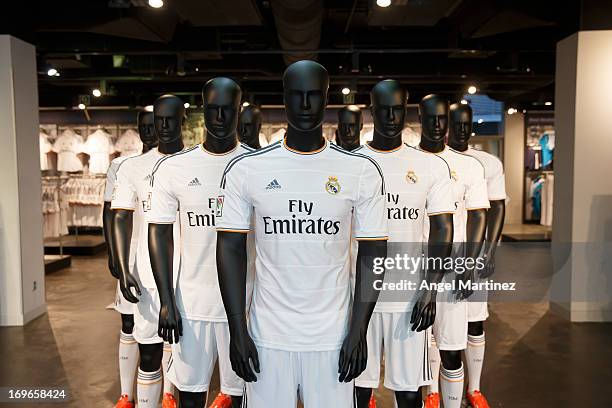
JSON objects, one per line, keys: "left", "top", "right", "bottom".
{"left": 1, "top": 248, "right": 611, "bottom": 407}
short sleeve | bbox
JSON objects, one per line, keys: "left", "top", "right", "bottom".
{"left": 353, "top": 159, "right": 388, "bottom": 240}
{"left": 216, "top": 160, "right": 252, "bottom": 233}
{"left": 51, "top": 138, "right": 61, "bottom": 153}
{"left": 103, "top": 161, "right": 119, "bottom": 202}
{"left": 465, "top": 161, "right": 491, "bottom": 210}
{"left": 111, "top": 162, "right": 137, "bottom": 210}
{"left": 486, "top": 158, "right": 507, "bottom": 200}
{"left": 426, "top": 158, "right": 455, "bottom": 215}
{"left": 146, "top": 162, "right": 179, "bottom": 224}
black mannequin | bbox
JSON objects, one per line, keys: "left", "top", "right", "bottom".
{"left": 335, "top": 105, "right": 363, "bottom": 151}
{"left": 354, "top": 81, "right": 453, "bottom": 408}
{"left": 447, "top": 102, "right": 505, "bottom": 337}
{"left": 103, "top": 111, "right": 158, "bottom": 334}
{"left": 418, "top": 95, "right": 486, "bottom": 374}
{"left": 238, "top": 105, "right": 262, "bottom": 149}
{"left": 111, "top": 96, "right": 185, "bottom": 386}
{"left": 150, "top": 79, "right": 243, "bottom": 408}
{"left": 216, "top": 60, "right": 386, "bottom": 389}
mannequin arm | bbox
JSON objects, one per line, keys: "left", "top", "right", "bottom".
{"left": 455, "top": 208, "right": 487, "bottom": 300}
{"left": 338, "top": 240, "right": 387, "bottom": 382}
{"left": 480, "top": 199, "right": 506, "bottom": 278}
{"left": 410, "top": 213, "right": 454, "bottom": 331}
{"left": 148, "top": 223, "right": 182, "bottom": 343}
{"left": 103, "top": 202, "right": 119, "bottom": 279}
{"left": 112, "top": 209, "right": 141, "bottom": 303}
{"left": 217, "top": 231, "right": 259, "bottom": 382}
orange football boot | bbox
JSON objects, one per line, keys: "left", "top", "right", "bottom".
{"left": 466, "top": 390, "right": 490, "bottom": 408}
{"left": 424, "top": 392, "right": 440, "bottom": 408}
{"left": 162, "top": 392, "right": 177, "bottom": 408}
{"left": 368, "top": 393, "right": 377, "bottom": 408}
{"left": 114, "top": 394, "right": 134, "bottom": 408}
{"left": 209, "top": 392, "right": 233, "bottom": 408}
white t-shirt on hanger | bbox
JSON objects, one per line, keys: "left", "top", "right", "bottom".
{"left": 83, "top": 129, "right": 115, "bottom": 173}
{"left": 40, "top": 133, "right": 52, "bottom": 171}
{"left": 52, "top": 129, "right": 83, "bottom": 172}
{"left": 268, "top": 128, "right": 286, "bottom": 144}
{"left": 115, "top": 129, "right": 143, "bottom": 157}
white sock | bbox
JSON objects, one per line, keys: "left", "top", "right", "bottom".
{"left": 466, "top": 333, "right": 486, "bottom": 393}
{"left": 118, "top": 331, "right": 138, "bottom": 400}
{"left": 440, "top": 363, "right": 464, "bottom": 408}
{"left": 162, "top": 342, "right": 174, "bottom": 395}
{"left": 428, "top": 341, "right": 441, "bottom": 395}
{"left": 137, "top": 368, "right": 163, "bottom": 408}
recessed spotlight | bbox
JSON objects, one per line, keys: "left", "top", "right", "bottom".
{"left": 460, "top": 99, "right": 468, "bottom": 105}
{"left": 78, "top": 103, "right": 86, "bottom": 110}
{"left": 376, "top": 0, "right": 391, "bottom": 7}
{"left": 477, "top": 119, "right": 484, "bottom": 124}
{"left": 341, "top": 87, "right": 351, "bottom": 95}
{"left": 148, "top": 0, "right": 163, "bottom": 8}
{"left": 47, "top": 68, "right": 58, "bottom": 76}
{"left": 242, "top": 101, "right": 250, "bottom": 107}
{"left": 544, "top": 101, "right": 552, "bottom": 106}
{"left": 471, "top": 132, "right": 476, "bottom": 136}
{"left": 184, "top": 102, "right": 190, "bottom": 109}
{"left": 507, "top": 108, "right": 517, "bottom": 115}
{"left": 195, "top": 67, "right": 199, "bottom": 72}
{"left": 92, "top": 89, "right": 102, "bottom": 98}
{"left": 145, "top": 105, "right": 154, "bottom": 112}
{"left": 467, "top": 85, "right": 477, "bottom": 95}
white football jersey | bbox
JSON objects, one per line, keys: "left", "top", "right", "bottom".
{"left": 355, "top": 143, "right": 455, "bottom": 312}
{"left": 421, "top": 147, "right": 490, "bottom": 243}
{"left": 464, "top": 147, "right": 507, "bottom": 201}
{"left": 145, "top": 143, "right": 254, "bottom": 322}
{"left": 111, "top": 148, "right": 179, "bottom": 289}
{"left": 217, "top": 139, "right": 388, "bottom": 352}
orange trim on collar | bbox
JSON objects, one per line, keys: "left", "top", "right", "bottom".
{"left": 283, "top": 138, "right": 328, "bottom": 155}
{"left": 365, "top": 143, "right": 403, "bottom": 154}
{"left": 200, "top": 143, "right": 238, "bottom": 156}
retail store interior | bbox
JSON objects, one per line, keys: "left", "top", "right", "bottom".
{"left": 1, "top": 0, "right": 612, "bottom": 407}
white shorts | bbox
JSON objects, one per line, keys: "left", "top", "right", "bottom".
{"left": 355, "top": 312, "right": 432, "bottom": 392}
{"left": 167, "top": 319, "right": 243, "bottom": 395}
{"left": 468, "top": 301, "right": 489, "bottom": 322}
{"left": 243, "top": 347, "right": 354, "bottom": 407}
{"left": 133, "top": 287, "right": 163, "bottom": 345}
{"left": 109, "top": 281, "right": 134, "bottom": 315}
{"left": 432, "top": 299, "right": 468, "bottom": 351}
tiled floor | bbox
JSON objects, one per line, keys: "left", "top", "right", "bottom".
{"left": 1, "top": 247, "right": 611, "bottom": 407}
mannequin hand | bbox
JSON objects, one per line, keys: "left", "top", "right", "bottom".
{"left": 338, "top": 327, "right": 367, "bottom": 382}
{"left": 108, "top": 262, "right": 120, "bottom": 279}
{"left": 478, "top": 257, "right": 496, "bottom": 279}
{"left": 410, "top": 290, "right": 436, "bottom": 331}
{"left": 158, "top": 301, "right": 182, "bottom": 344}
{"left": 120, "top": 273, "right": 141, "bottom": 303}
{"left": 229, "top": 325, "right": 260, "bottom": 382}
{"left": 453, "top": 268, "right": 474, "bottom": 301}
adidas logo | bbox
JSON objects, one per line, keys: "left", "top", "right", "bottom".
{"left": 266, "top": 179, "right": 281, "bottom": 190}
{"left": 188, "top": 177, "right": 202, "bottom": 187}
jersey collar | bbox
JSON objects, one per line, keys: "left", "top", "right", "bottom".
{"left": 364, "top": 142, "right": 404, "bottom": 154}
{"left": 200, "top": 143, "right": 238, "bottom": 156}
{"left": 282, "top": 137, "right": 329, "bottom": 155}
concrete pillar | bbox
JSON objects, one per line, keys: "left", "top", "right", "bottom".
{"left": 551, "top": 31, "right": 612, "bottom": 322}
{"left": 0, "top": 35, "right": 46, "bottom": 326}
{"left": 503, "top": 112, "right": 525, "bottom": 224}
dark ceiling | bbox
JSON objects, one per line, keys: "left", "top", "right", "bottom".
{"left": 8, "top": 0, "right": 581, "bottom": 109}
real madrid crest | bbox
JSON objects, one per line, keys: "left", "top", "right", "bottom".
{"left": 450, "top": 170, "right": 459, "bottom": 181}
{"left": 325, "top": 176, "right": 341, "bottom": 195}
{"left": 405, "top": 170, "right": 418, "bottom": 184}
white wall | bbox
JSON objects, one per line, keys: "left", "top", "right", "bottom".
{"left": 503, "top": 112, "right": 525, "bottom": 224}
{"left": 0, "top": 36, "right": 46, "bottom": 326}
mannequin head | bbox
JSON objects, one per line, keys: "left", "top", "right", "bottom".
{"left": 448, "top": 103, "right": 473, "bottom": 150}
{"left": 419, "top": 94, "right": 449, "bottom": 143}
{"left": 137, "top": 111, "right": 158, "bottom": 149}
{"left": 202, "top": 77, "right": 242, "bottom": 140}
{"left": 283, "top": 60, "right": 329, "bottom": 131}
{"left": 336, "top": 105, "right": 362, "bottom": 151}
{"left": 370, "top": 79, "right": 407, "bottom": 139}
{"left": 238, "top": 105, "right": 263, "bottom": 149}
{"left": 153, "top": 95, "right": 184, "bottom": 144}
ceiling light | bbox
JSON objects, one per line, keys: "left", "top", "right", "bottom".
{"left": 242, "top": 101, "right": 250, "bottom": 107}
{"left": 460, "top": 99, "right": 468, "bottom": 105}
{"left": 145, "top": 105, "right": 154, "bottom": 112}
{"left": 47, "top": 68, "right": 58, "bottom": 76}
{"left": 92, "top": 88, "right": 102, "bottom": 98}
{"left": 471, "top": 132, "right": 476, "bottom": 136}
{"left": 184, "top": 102, "right": 190, "bottom": 109}
{"left": 376, "top": 0, "right": 391, "bottom": 7}
{"left": 545, "top": 101, "right": 552, "bottom": 106}
{"left": 54, "top": 72, "right": 60, "bottom": 77}
{"left": 467, "top": 85, "right": 477, "bottom": 95}
{"left": 507, "top": 108, "right": 516, "bottom": 115}
{"left": 341, "top": 87, "right": 351, "bottom": 95}
{"left": 148, "top": 0, "right": 163, "bottom": 8}
{"left": 477, "top": 119, "right": 484, "bottom": 124}
{"left": 78, "top": 103, "right": 86, "bottom": 110}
